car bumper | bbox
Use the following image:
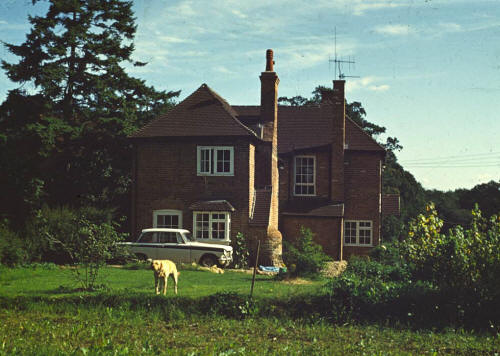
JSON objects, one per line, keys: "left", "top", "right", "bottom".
{"left": 218, "top": 254, "right": 232, "bottom": 267}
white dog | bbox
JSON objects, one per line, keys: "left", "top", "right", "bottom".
{"left": 148, "top": 259, "right": 179, "bottom": 295}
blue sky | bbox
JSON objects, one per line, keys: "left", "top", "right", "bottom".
{"left": 1, "top": 0, "right": 499, "bottom": 191}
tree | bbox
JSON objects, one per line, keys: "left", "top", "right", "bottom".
{"left": 0, "top": 0, "right": 179, "bottom": 223}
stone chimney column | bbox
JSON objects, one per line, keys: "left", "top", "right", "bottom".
{"left": 259, "top": 49, "right": 283, "bottom": 267}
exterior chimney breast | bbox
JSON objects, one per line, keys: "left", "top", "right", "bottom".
{"left": 266, "top": 49, "right": 274, "bottom": 71}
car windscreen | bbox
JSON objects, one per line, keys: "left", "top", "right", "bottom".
{"left": 183, "top": 232, "right": 195, "bottom": 242}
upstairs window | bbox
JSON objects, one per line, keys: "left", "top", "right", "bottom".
{"left": 294, "top": 155, "right": 316, "bottom": 196}
{"left": 344, "top": 220, "right": 373, "bottom": 246}
{"left": 197, "top": 146, "right": 234, "bottom": 176}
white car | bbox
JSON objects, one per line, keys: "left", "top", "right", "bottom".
{"left": 120, "top": 228, "right": 233, "bottom": 267}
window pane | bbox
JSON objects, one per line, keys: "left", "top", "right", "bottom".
{"left": 195, "top": 213, "right": 210, "bottom": 239}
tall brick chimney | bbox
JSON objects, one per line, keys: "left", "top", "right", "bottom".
{"left": 330, "top": 80, "right": 345, "bottom": 202}
{"left": 260, "top": 49, "right": 279, "bottom": 141}
{"left": 259, "top": 49, "right": 283, "bottom": 267}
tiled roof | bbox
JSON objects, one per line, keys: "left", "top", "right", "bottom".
{"left": 189, "top": 200, "right": 236, "bottom": 212}
{"left": 345, "top": 118, "right": 386, "bottom": 151}
{"left": 281, "top": 199, "right": 344, "bottom": 217}
{"left": 382, "top": 194, "right": 400, "bottom": 216}
{"left": 232, "top": 105, "right": 385, "bottom": 153}
{"left": 249, "top": 189, "right": 271, "bottom": 226}
{"left": 131, "top": 84, "right": 256, "bottom": 138}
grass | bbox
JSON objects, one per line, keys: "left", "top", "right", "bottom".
{"left": 0, "top": 264, "right": 499, "bottom": 355}
{"left": 0, "top": 264, "right": 322, "bottom": 298}
{"left": 1, "top": 308, "right": 498, "bottom": 355}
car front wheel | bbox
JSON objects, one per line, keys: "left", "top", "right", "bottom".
{"left": 199, "top": 254, "right": 217, "bottom": 267}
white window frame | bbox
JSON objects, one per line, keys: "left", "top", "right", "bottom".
{"left": 197, "top": 146, "right": 234, "bottom": 176}
{"left": 192, "top": 211, "right": 231, "bottom": 242}
{"left": 293, "top": 155, "right": 316, "bottom": 196}
{"left": 344, "top": 220, "right": 373, "bottom": 247}
{"left": 153, "top": 209, "right": 183, "bottom": 228}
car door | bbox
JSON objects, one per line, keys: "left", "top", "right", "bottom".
{"left": 135, "top": 231, "right": 160, "bottom": 259}
{"left": 157, "top": 232, "right": 190, "bottom": 263}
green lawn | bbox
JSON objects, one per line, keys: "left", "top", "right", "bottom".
{"left": 0, "top": 265, "right": 498, "bottom": 355}
{"left": 0, "top": 264, "right": 322, "bottom": 298}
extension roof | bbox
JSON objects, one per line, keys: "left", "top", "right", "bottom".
{"left": 130, "top": 84, "right": 257, "bottom": 138}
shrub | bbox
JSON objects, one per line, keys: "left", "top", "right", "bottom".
{"left": 51, "top": 218, "right": 126, "bottom": 290}
{"left": 231, "top": 232, "right": 250, "bottom": 269}
{"left": 0, "top": 220, "right": 27, "bottom": 266}
{"left": 283, "top": 226, "right": 331, "bottom": 277}
{"left": 25, "top": 205, "right": 77, "bottom": 263}
{"left": 401, "top": 203, "right": 500, "bottom": 298}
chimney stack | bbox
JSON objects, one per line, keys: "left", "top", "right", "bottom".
{"left": 259, "top": 49, "right": 283, "bottom": 267}
{"left": 330, "top": 79, "right": 346, "bottom": 202}
{"left": 260, "top": 49, "right": 279, "bottom": 131}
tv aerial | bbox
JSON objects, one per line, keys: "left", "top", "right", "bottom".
{"left": 329, "top": 27, "right": 360, "bottom": 80}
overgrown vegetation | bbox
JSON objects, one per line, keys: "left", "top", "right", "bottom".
{"left": 328, "top": 204, "right": 500, "bottom": 330}
{"left": 231, "top": 232, "right": 250, "bottom": 269}
{"left": 283, "top": 226, "right": 331, "bottom": 277}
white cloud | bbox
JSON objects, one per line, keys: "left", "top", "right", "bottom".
{"left": 158, "top": 36, "right": 196, "bottom": 44}
{"left": 231, "top": 9, "right": 247, "bottom": 19}
{"left": 213, "top": 65, "right": 235, "bottom": 74}
{"left": 0, "top": 20, "right": 7, "bottom": 25}
{"left": 439, "top": 22, "right": 462, "bottom": 33}
{"left": 346, "top": 76, "right": 390, "bottom": 92}
{"left": 374, "top": 24, "right": 412, "bottom": 36}
{"left": 352, "top": 1, "right": 403, "bottom": 16}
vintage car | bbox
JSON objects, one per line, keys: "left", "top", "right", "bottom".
{"left": 120, "top": 228, "right": 233, "bottom": 267}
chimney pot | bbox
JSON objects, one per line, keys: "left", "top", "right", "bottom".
{"left": 266, "top": 49, "right": 274, "bottom": 71}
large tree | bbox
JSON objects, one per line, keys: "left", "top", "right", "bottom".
{"left": 0, "top": 0, "right": 179, "bottom": 225}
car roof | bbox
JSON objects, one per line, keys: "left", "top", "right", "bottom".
{"left": 141, "top": 228, "right": 191, "bottom": 233}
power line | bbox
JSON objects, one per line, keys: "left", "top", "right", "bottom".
{"left": 400, "top": 151, "right": 500, "bottom": 164}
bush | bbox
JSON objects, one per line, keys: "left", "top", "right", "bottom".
{"left": 25, "top": 205, "right": 77, "bottom": 263}
{"left": 0, "top": 220, "right": 27, "bottom": 266}
{"left": 401, "top": 203, "right": 500, "bottom": 299}
{"left": 283, "top": 226, "right": 331, "bottom": 277}
{"left": 24, "top": 205, "right": 126, "bottom": 265}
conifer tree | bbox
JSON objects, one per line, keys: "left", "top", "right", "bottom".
{"left": 1, "top": 0, "right": 179, "bottom": 221}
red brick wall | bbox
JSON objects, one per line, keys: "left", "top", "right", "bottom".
{"left": 132, "top": 137, "right": 265, "bottom": 242}
{"left": 278, "top": 148, "right": 330, "bottom": 205}
{"left": 280, "top": 215, "right": 342, "bottom": 259}
{"left": 344, "top": 150, "right": 383, "bottom": 256}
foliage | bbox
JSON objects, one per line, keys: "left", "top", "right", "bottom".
{"left": 0, "top": 0, "right": 179, "bottom": 227}
{"left": 25, "top": 205, "right": 78, "bottom": 263}
{"left": 401, "top": 203, "right": 500, "bottom": 298}
{"left": 0, "top": 220, "right": 27, "bottom": 266}
{"left": 457, "top": 180, "right": 500, "bottom": 218}
{"left": 23, "top": 205, "right": 126, "bottom": 289}
{"left": 283, "top": 226, "right": 331, "bottom": 277}
{"left": 231, "top": 232, "right": 250, "bottom": 269}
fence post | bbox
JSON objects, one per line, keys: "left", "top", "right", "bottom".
{"left": 250, "top": 240, "right": 260, "bottom": 298}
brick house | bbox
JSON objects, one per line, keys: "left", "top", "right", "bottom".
{"left": 130, "top": 49, "right": 399, "bottom": 265}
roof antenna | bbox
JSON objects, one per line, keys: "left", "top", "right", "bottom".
{"left": 329, "top": 27, "right": 360, "bottom": 80}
